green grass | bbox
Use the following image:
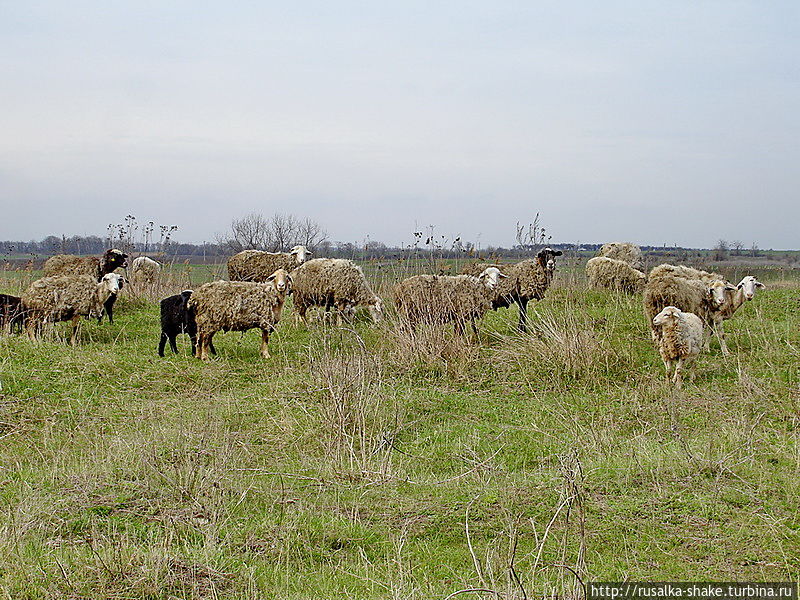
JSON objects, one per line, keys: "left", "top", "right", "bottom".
{"left": 0, "top": 271, "right": 799, "bottom": 599}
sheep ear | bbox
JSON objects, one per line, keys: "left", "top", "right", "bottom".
{"left": 756, "top": 281, "right": 765, "bottom": 289}
{"left": 286, "top": 274, "right": 293, "bottom": 283}
{"left": 553, "top": 250, "right": 563, "bottom": 256}
{"left": 499, "top": 272, "right": 508, "bottom": 278}
{"left": 266, "top": 274, "right": 276, "bottom": 281}
{"left": 725, "top": 284, "right": 737, "bottom": 291}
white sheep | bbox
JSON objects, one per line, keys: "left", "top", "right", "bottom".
{"left": 652, "top": 306, "right": 705, "bottom": 388}
{"left": 130, "top": 256, "right": 162, "bottom": 284}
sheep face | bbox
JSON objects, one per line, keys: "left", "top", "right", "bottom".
{"left": 266, "top": 269, "right": 292, "bottom": 294}
{"left": 368, "top": 297, "right": 384, "bottom": 322}
{"left": 101, "top": 273, "right": 124, "bottom": 294}
{"left": 290, "top": 245, "right": 312, "bottom": 264}
{"left": 106, "top": 248, "right": 129, "bottom": 269}
{"left": 737, "top": 276, "right": 765, "bottom": 301}
{"left": 536, "top": 247, "right": 563, "bottom": 271}
{"left": 653, "top": 306, "right": 680, "bottom": 326}
{"left": 705, "top": 280, "right": 732, "bottom": 308}
{"left": 478, "top": 267, "right": 507, "bottom": 290}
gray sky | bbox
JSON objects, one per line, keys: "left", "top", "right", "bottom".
{"left": 2, "top": 1, "right": 798, "bottom": 248}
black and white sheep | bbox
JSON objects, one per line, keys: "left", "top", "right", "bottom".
{"left": 462, "top": 247, "right": 562, "bottom": 331}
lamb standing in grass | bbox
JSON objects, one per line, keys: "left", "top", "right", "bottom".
{"left": 394, "top": 267, "right": 506, "bottom": 337}
{"left": 189, "top": 269, "right": 292, "bottom": 360}
{"left": 652, "top": 306, "right": 705, "bottom": 388}
{"left": 158, "top": 290, "right": 216, "bottom": 357}
{"left": 586, "top": 256, "right": 646, "bottom": 294}
{"left": 290, "top": 258, "right": 383, "bottom": 324}
{"left": 227, "top": 245, "right": 311, "bottom": 282}
{"left": 462, "top": 247, "right": 562, "bottom": 332}
{"left": 21, "top": 273, "right": 124, "bottom": 345}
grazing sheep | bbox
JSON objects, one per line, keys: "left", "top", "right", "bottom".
{"left": 21, "top": 273, "right": 124, "bottom": 345}
{"left": 598, "top": 242, "right": 644, "bottom": 270}
{"left": 189, "top": 269, "right": 292, "bottom": 360}
{"left": 158, "top": 290, "right": 215, "bottom": 357}
{"left": 586, "top": 256, "right": 646, "bottom": 294}
{"left": 644, "top": 264, "right": 734, "bottom": 354}
{"left": 652, "top": 306, "right": 705, "bottom": 388}
{"left": 43, "top": 248, "right": 128, "bottom": 279}
{"left": 290, "top": 258, "right": 383, "bottom": 324}
{"left": 0, "top": 294, "right": 24, "bottom": 333}
{"left": 462, "top": 247, "right": 563, "bottom": 332}
{"left": 394, "top": 267, "right": 506, "bottom": 337}
{"left": 227, "top": 245, "right": 311, "bottom": 282}
{"left": 131, "top": 256, "right": 162, "bottom": 284}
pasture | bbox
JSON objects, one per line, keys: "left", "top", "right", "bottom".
{"left": 0, "top": 260, "right": 798, "bottom": 599}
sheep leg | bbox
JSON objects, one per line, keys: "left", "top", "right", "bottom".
{"left": 70, "top": 315, "right": 81, "bottom": 346}
{"left": 471, "top": 319, "right": 479, "bottom": 342}
{"left": 663, "top": 359, "right": 672, "bottom": 382}
{"left": 673, "top": 358, "right": 684, "bottom": 388}
{"left": 26, "top": 318, "right": 38, "bottom": 341}
{"left": 714, "top": 323, "right": 730, "bottom": 356}
{"left": 197, "top": 332, "right": 209, "bottom": 360}
{"left": 103, "top": 296, "right": 115, "bottom": 324}
{"left": 158, "top": 332, "right": 169, "bottom": 357}
{"left": 168, "top": 333, "right": 179, "bottom": 354}
{"left": 260, "top": 329, "right": 271, "bottom": 358}
{"left": 208, "top": 337, "right": 217, "bottom": 355}
{"left": 517, "top": 298, "right": 529, "bottom": 332}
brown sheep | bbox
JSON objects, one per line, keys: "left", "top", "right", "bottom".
{"left": 22, "top": 273, "right": 124, "bottom": 345}
{"left": 290, "top": 258, "right": 382, "bottom": 325}
{"left": 586, "top": 256, "right": 646, "bottom": 294}
{"left": 598, "top": 242, "right": 644, "bottom": 270}
{"left": 462, "top": 247, "right": 562, "bottom": 332}
{"left": 43, "top": 248, "right": 128, "bottom": 279}
{"left": 189, "top": 269, "right": 292, "bottom": 360}
{"left": 227, "top": 245, "right": 311, "bottom": 282}
{"left": 394, "top": 266, "right": 506, "bottom": 337}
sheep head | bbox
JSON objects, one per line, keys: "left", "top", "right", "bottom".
{"left": 478, "top": 266, "right": 507, "bottom": 290}
{"left": 653, "top": 306, "right": 681, "bottom": 326}
{"left": 290, "top": 245, "right": 312, "bottom": 264}
{"left": 536, "top": 247, "right": 563, "bottom": 271}
{"left": 369, "top": 296, "right": 384, "bottom": 322}
{"left": 737, "top": 276, "right": 765, "bottom": 301}
{"left": 266, "top": 269, "right": 292, "bottom": 294}
{"left": 105, "top": 248, "right": 129, "bottom": 269}
{"left": 100, "top": 273, "right": 124, "bottom": 295}
{"left": 705, "top": 280, "right": 733, "bottom": 308}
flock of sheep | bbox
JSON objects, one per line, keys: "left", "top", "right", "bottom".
{"left": 0, "top": 242, "right": 765, "bottom": 387}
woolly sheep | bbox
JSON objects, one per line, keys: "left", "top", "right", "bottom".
{"left": 462, "top": 247, "right": 563, "bottom": 332}
{"left": 131, "top": 256, "right": 162, "bottom": 284}
{"left": 290, "top": 258, "right": 383, "bottom": 325}
{"left": 598, "top": 242, "right": 644, "bottom": 270}
{"left": 652, "top": 306, "right": 705, "bottom": 388}
{"left": 189, "top": 269, "right": 292, "bottom": 360}
{"left": 21, "top": 273, "right": 123, "bottom": 345}
{"left": 158, "top": 290, "right": 216, "bottom": 357}
{"left": 394, "top": 267, "right": 506, "bottom": 337}
{"left": 644, "top": 264, "right": 734, "bottom": 354}
{"left": 43, "top": 248, "right": 128, "bottom": 279}
{"left": 0, "top": 294, "right": 24, "bottom": 333}
{"left": 586, "top": 256, "right": 646, "bottom": 294}
{"left": 227, "top": 245, "right": 311, "bottom": 282}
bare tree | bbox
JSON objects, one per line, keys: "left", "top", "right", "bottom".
{"left": 713, "top": 239, "right": 729, "bottom": 261}
{"left": 220, "top": 212, "right": 327, "bottom": 253}
{"left": 731, "top": 240, "right": 744, "bottom": 256}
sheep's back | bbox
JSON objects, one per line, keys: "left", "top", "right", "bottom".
{"left": 43, "top": 255, "right": 99, "bottom": 277}
{"left": 191, "top": 281, "right": 279, "bottom": 331}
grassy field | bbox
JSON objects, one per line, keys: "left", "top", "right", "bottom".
{"left": 0, "top": 263, "right": 798, "bottom": 599}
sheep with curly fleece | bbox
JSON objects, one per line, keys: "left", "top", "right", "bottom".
{"left": 290, "top": 258, "right": 383, "bottom": 324}
{"left": 586, "top": 256, "right": 646, "bottom": 294}
{"left": 189, "top": 269, "right": 292, "bottom": 360}
{"left": 652, "top": 306, "right": 705, "bottom": 388}
{"left": 21, "top": 273, "right": 123, "bottom": 345}
{"left": 227, "top": 245, "right": 311, "bottom": 282}
{"left": 598, "top": 242, "right": 644, "bottom": 270}
{"left": 644, "top": 264, "right": 734, "bottom": 353}
{"left": 462, "top": 247, "right": 562, "bottom": 332}
{"left": 43, "top": 248, "right": 128, "bottom": 279}
{"left": 394, "top": 266, "right": 506, "bottom": 337}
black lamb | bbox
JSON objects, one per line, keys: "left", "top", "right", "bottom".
{"left": 158, "top": 290, "right": 216, "bottom": 357}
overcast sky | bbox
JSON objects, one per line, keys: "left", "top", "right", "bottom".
{"left": 1, "top": 1, "right": 798, "bottom": 248}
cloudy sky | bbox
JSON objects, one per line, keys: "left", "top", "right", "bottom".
{"left": 1, "top": 1, "right": 798, "bottom": 248}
